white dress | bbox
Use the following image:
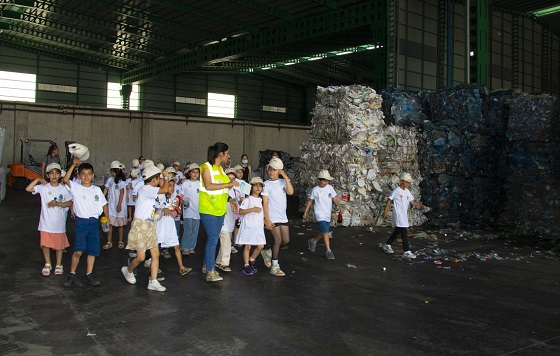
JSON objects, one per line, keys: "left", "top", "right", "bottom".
{"left": 155, "top": 194, "right": 180, "bottom": 248}
{"left": 236, "top": 196, "right": 265, "bottom": 245}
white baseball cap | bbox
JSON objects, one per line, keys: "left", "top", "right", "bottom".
{"left": 173, "top": 161, "right": 181, "bottom": 167}
{"left": 268, "top": 157, "right": 284, "bottom": 170}
{"left": 143, "top": 159, "right": 154, "bottom": 168}
{"left": 250, "top": 177, "right": 265, "bottom": 186}
{"left": 68, "top": 143, "right": 89, "bottom": 161}
{"left": 110, "top": 160, "right": 123, "bottom": 169}
{"left": 187, "top": 163, "right": 200, "bottom": 172}
{"left": 317, "top": 170, "right": 333, "bottom": 180}
{"left": 141, "top": 165, "right": 161, "bottom": 180}
{"left": 46, "top": 162, "right": 62, "bottom": 173}
{"left": 132, "top": 159, "right": 139, "bottom": 167}
{"left": 225, "top": 168, "right": 236, "bottom": 175}
{"left": 156, "top": 163, "right": 164, "bottom": 170}
{"left": 233, "top": 165, "right": 243, "bottom": 172}
{"left": 130, "top": 168, "right": 139, "bottom": 178}
{"left": 165, "top": 166, "right": 177, "bottom": 174}
{"left": 400, "top": 172, "right": 414, "bottom": 183}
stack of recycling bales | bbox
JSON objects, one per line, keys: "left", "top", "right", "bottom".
{"left": 498, "top": 91, "right": 560, "bottom": 236}
{"left": 417, "top": 84, "right": 508, "bottom": 226}
{"left": 296, "top": 85, "right": 427, "bottom": 227}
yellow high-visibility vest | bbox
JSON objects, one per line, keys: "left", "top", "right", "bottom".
{"left": 199, "top": 162, "right": 229, "bottom": 216}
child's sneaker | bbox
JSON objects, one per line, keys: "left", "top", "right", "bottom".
{"left": 84, "top": 273, "right": 101, "bottom": 286}
{"left": 202, "top": 264, "right": 207, "bottom": 274}
{"left": 127, "top": 257, "right": 138, "bottom": 276}
{"left": 206, "top": 270, "right": 223, "bottom": 282}
{"left": 325, "top": 250, "right": 335, "bottom": 260}
{"left": 147, "top": 279, "right": 166, "bottom": 291}
{"left": 403, "top": 251, "right": 417, "bottom": 259}
{"left": 231, "top": 246, "right": 238, "bottom": 254}
{"left": 260, "top": 249, "right": 272, "bottom": 268}
{"left": 161, "top": 248, "right": 171, "bottom": 259}
{"left": 249, "top": 261, "right": 258, "bottom": 273}
{"left": 121, "top": 266, "right": 136, "bottom": 284}
{"left": 380, "top": 243, "right": 394, "bottom": 254}
{"left": 242, "top": 265, "right": 254, "bottom": 276}
{"left": 144, "top": 258, "right": 152, "bottom": 268}
{"left": 216, "top": 264, "right": 232, "bottom": 272}
{"left": 270, "top": 264, "right": 285, "bottom": 277}
{"left": 181, "top": 249, "right": 190, "bottom": 255}
{"left": 62, "top": 273, "right": 76, "bottom": 288}
{"left": 308, "top": 238, "right": 317, "bottom": 252}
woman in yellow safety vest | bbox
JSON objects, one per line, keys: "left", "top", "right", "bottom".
{"left": 199, "top": 142, "right": 240, "bottom": 282}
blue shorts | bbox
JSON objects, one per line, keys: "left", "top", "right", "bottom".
{"left": 74, "top": 217, "right": 101, "bottom": 257}
{"left": 317, "top": 221, "right": 330, "bottom": 234}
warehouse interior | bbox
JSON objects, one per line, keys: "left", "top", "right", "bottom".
{"left": 1, "top": 1, "right": 560, "bottom": 355}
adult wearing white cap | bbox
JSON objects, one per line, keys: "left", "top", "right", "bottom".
{"left": 199, "top": 142, "right": 239, "bottom": 282}
{"left": 381, "top": 173, "right": 429, "bottom": 259}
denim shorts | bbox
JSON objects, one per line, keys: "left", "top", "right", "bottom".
{"left": 74, "top": 217, "right": 101, "bottom": 256}
{"left": 317, "top": 220, "right": 330, "bottom": 234}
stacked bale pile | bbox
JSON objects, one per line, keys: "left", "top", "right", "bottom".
{"left": 418, "top": 84, "right": 508, "bottom": 226}
{"left": 296, "top": 85, "right": 427, "bottom": 226}
{"left": 498, "top": 91, "right": 560, "bottom": 236}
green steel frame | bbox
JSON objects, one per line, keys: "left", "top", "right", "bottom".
{"left": 469, "top": 0, "right": 489, "bottom": 86}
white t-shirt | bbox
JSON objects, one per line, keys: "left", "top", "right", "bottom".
{"left": 221, "top": 188, "right": 236, "bottom": 232}
{"left": 134, "top": 185, "right": 160, "bottom": 220}
{"left": 389, "top": 186, "right": 414, "bottom": 227}
{"left": 262, "top": 178, "right": 288, "bottom": 223}
{"left": 32, "top": 183, "right": 73, "bottom": 233}
{"left": 176, "top": 171, "right": 185, "bottom": 181}
{"left": 239, "top": 195, "right": 264, "bottom": 229}
{"left": 126, "top": 178, "right": 143, "bottom": 206}
{"left": 66, "top": 182, "right": 107, "bottom": 219}
{"left": 309, "top": 185, "right": 337, "bottom": 222}
{"left": 106, "top": 177, "right": 127, "bottom": 218}
{"left": 180, "top": 179, "right": 200, "bottom": 220}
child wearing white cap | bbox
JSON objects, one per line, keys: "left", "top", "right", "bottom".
{"left": 381, "top": 172, "right": 430, "bottom": 259}
{"left": 102, "top": 161, "right": 128, "bottom": 250}
{"left": 126, "top": 168, "right": 143, "bottom": 222}
{"left": 179, "top": 163, "right": 201, "bottom": 255}
{"left": 173, "top": 161, "right": 186, "bottom": 183}
{"left": 260, "top": 157, "right": 294, "bottom": 277}
{"left": 26, "top": 163, "right": 73, "bottom": 276}
{"left": 237, "top": 177, "right": 266, "bottom": 276}
{"left": 303, "top": 170, "right": 345, "bottom": 260}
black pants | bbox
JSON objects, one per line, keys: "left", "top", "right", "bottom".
{"left": 386, "top": 227, "right": 409, "bottom": 251}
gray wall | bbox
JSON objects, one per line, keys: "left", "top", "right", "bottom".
{"left": 0, "top": 101, "right": 310, "bottom": 177}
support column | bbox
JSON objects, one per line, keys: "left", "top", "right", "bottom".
{"left": 120, "top": 84, "right": 132, "bottom": 110}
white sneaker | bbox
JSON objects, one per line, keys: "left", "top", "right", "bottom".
{"left": 403, "top": 251, "right": 417, "bottom": 259}
{"left": 147, "top": 279, "right": 166, "bottom": 291}
{"left": 121, "top": 266, "right": 136, "bottom": 284}
{"left": 381, "top": 243, "right": 394, "bottom": 254}
{"left": 144, "top": 258, "right": 152, "bottom": 268}
{"left": 270, "top": 264, "right": 285, "bottom": 277}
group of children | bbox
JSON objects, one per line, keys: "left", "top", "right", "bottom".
{"left": 27, "top": 149, "right": 429, "bottom": 292}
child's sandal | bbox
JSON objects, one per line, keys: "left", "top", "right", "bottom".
{"left": 179, "top": 267, "right": 192, "bottom": 276}
{"left": 54, "top": 265, "right": 63, "bottom": 275}
{"left": 102, "top": 242, "right": 113, "bottom": 250}
{"left": 118, "top": 242, "right": 125, "bottom": 249}
{"left": 42, "top": 263, "right": 52, "bottom": 276}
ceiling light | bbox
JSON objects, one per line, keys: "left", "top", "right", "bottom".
{"left": 335, "top": 51, "right": 353, "bottom": 56}
{"left": 308, "top": 57, "right": 323, "bottom": 61}
{"left": 532, "top": 5, "right": 560, "bottom": 17}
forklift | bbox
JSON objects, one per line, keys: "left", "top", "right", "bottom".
{"left": 7, "top": 139, "right": 75, "bottom": 190}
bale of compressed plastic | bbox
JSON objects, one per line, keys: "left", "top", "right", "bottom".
{"left": 505, "top": 92, "right": 560, "bottom": 142}
{"left": 381, "top": 88, "right": 426, "bottom": 127}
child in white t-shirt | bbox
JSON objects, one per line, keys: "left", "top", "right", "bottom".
{"left": 237, "top": 177, "right": 266, "bottom": 276}
{"left": 126, "top": 168, "right": 143, "bottom": 222}
{"left": 26, "top": 163, "right": 73, "bottom": 277}
{"left": 231, "top": 164, "right": 246, "bottom": 253}
{"left": 155, "top": 179, "right": 192, "bottom": 276}
{"left": 215, "top": 169, "right": 239, "bottom": 272}
{"left": 121, "top": 166, "right": 169, "bottom": 292}
{"left": 381, "top": 173, "right": 429, "bottom": 259}
{"left": 103, "top": 161, "right": 127, "bottom": 249}
{"left": 303, "top": 170, "right": 344, "bottom": 260}
{"left": 260, "top": 157, "right": 293, "bottom": 277}
{"left": 62, "top": 158, "right": 109, "bottom": 288}
{"left": 179, "top": 163, "right": 201, "bottom": 255}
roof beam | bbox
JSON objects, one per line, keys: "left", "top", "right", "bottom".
{"left": 230, "top": 0, "right": 294, "bottom": 22}
{"left": 122, "top": 0, "right": 385, "bottom": 84}
{"left": 144, "top": 0, "right": 256, "bottom": 32}
{"left": 310, "top": 0, "right": 338, "bottom": 9}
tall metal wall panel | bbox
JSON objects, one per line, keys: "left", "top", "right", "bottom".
{"left": 397, "top": 0, "right": 439, "bottom": 91}
{"left": 78, "top": 65, "right": 112, "bottom": 107}
{"left": 175, "top": 73, "right": 208, "bottom": 116}
{"left": 37, "top": 56, "right": 77, "bottom": 105}
{"left": 237, "top": 77, "right": 263, "bottom": 120}
{"left": 142, "top": 77, "right": 176, "bottom": 113}
{"left": 0, "top": 47, "right": 36, "bottom": 73}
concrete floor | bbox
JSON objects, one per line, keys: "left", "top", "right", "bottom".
{"left": 1, "top": 189, "right": 560, "bottom": 356}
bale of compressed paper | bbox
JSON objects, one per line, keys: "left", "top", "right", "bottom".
{"left": 296, "top": 85, "right": 427, "bottom": 227}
